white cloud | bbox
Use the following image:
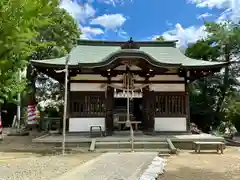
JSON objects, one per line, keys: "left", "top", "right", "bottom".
{"left": 188, "top": 0, "right": 230, "bottom": 9}
{"left": 190, "top": 0, "right": 240, "bottom": 23}
{"left": 158, "top": 24, "right": 207, "bottom": 48}
{"left": 165, "top": 0, "right": 239, "bottom": 48}
{"left": 60, "top": 0, "right": 96, "bottom": 23}
{"left": 230, "top": 0, "right": 240, "bottom": 23}
{"left": 151, "top": 0, "right": 239, "bottom": 49}
{"left": 96, "top": 0, "right": 132, "bottom": 6}
{"left": 60, "top": 0, "right": 129, "bottom": 39}
{"left": 82, "top": 27, "right": 104, "bottom": 35}
{"left": 60, "top": 0, "right": 103, "bottom": 39}
{"left": 81, "top": 26, "right": 104, "bottom": 39}
{"left": 101, "top": 0, "right": 124, "bottom": 6}
{"left": 117, "top": 29, "right": 128, "bottom": 39}
{"left": 90, "top": 14, "right": 127, "bottom": 29}
{"left": 217, "top": 8, "right": 232, "bottom": 22}
{"left": 197, "top": 12, "right": 212, "bottom": 19}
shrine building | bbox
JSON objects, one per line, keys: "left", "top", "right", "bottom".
{"left": 31, "top": 39, "right": 228, "bottom": 135}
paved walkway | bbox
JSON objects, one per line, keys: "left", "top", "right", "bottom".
{"left": 52, "top": 152, "right": 157, "bottom": 180}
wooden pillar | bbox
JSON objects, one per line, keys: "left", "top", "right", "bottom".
{"left": 142, "top": 87, "right": 148, "bottom": 132}
{"left": 66, "top": 77, "right": 70, "bottom": 132}
{"left": 105, "top": 77, "right": 114, "bottom": 136}
{"left": 185, "top": 71, "right": 191, "bottom": 132}
{"left": 142, "top": 77, "right": 155, "bottom": 134}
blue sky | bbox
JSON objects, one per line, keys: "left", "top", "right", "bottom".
{"left": 61, "top": 0, "right": 240, "bottom": 47}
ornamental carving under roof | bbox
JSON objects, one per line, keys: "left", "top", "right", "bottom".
{"left": 121, "top": 37, "right": 140, "bottom": 49}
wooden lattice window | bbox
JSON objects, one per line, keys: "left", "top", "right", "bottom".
{"left": 70, "top": 92, "right": 105, "bottom": 117}
{"left": 155, "top": 92, "right": 186, "bottom": 117}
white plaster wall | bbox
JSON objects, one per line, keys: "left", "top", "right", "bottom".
{"left": 69, "top": 118, "right": 105, "bottom": 132}
{"left": 70, "top": 83, "right": 104, "bottom": 91}
{"left": 150, "top": 75, "right": 184, "bottom": 81}
{"left": 71, "top": 75, "right": 106, "bottom": 80}
{"left": 154, "top": 117, "right": 187, "bottom": 131}
{"left": 151, "top": 84, "right": 185, "bottom": 91}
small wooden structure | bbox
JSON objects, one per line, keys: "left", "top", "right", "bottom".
{"left": 193, "top": 141, "right": 225, "bottom": 154}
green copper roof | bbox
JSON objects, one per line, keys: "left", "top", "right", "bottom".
{"left": 31, "top": 40, "right": 228, "bottom": 69}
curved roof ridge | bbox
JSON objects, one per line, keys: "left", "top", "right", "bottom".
{"left": 80, "top": 49, "right": 181, "bottom": 68}
{"left": 77, "top": 39, "right": 177, "bottom": 47}
{"left": 30, "top": 43, "right": 228, "bottom": 69}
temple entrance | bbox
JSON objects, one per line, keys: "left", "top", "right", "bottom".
{"left": 113, "top": 97, "right": 143, "bottom": 131}
{"left": 133, "top": 98, "right": 143, "bottom": 125}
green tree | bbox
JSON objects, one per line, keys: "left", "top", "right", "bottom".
{"left": 155, "top": 36, "right": 165, "bottom": 41}
{"left": 0, "top": 0, "right": 58, "bottom": 115}
{"left": 186, "top": 39, "right": 220, "bottom": 61}
{"left": 223, "top": 97, "right": 240, "bottom": 133}
{"left": 186, "top": 21, "right": 240, "bottom": 131}
{"left": 205, "top": 22, "right": 240, "bottom": 114}
{"left": 26, "top": 7, "right": 80, "bottom": 111}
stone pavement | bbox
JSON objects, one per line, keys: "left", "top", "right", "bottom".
{"left": 52, "top": 152, "right": 157, "bottom": 180}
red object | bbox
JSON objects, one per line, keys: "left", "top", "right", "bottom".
{"left": 27, "top": 104, "right": 37, "bottom": 124}
{"left": 0, "top": 118, "right": 2, "bottom": 134}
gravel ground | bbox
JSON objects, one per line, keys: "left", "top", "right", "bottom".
{"left": 0, "top": 153, "right": 100, "bottom": 180}
{"left": 0, "top": 129, "right": 100, "bottom": 180}
{"left": 159, "top": 147, "right": 240, "bottom": 180}
{"left": 1, "top": 129, "right": 240, "bottom": 180}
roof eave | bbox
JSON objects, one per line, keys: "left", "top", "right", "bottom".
{"left": 30, "top": 60, "right": 78, "bottom": 68}
{"left": 182, "top": 62, "right": 230, "bottom": 69}
{"left": 77, "top": 39, "right": 178, "bottom": 47}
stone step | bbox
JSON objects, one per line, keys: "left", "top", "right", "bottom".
{"left": 94, "top": 148, "right": 171, "bottom": 154}
{"left": 95, "top": 141, "right": 169, "bottom": 149}
{"left": 95, "top": 138, "right": 168, "bottom": 142}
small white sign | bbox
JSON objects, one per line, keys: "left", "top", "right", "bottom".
{"left": 114, "top": 91, "right": 143, "bottom": 98}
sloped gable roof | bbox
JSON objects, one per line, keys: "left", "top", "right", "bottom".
{"left": 31, "top": 40, "right": 228, "bottom": 69}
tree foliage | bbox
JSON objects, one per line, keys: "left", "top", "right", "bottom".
{"left": 224, "top": 97, "right": 240, "bottom": 132}
{"left": 186, "top": 21, "right": 240, "bottom": 132}
{"left": 186, "top": 40, "right": 220, "bottom": 61}
{"left": 0, "top": 0, "right": 59, "bottom": 105}
{"left": 27, "top": 7, "right": 80, "bottom": 107}
{"left": 0, "top": 0, "right": 80, "bottom": 118}
{"left": 156, "top": 36, "right": 165, "bottom": 41}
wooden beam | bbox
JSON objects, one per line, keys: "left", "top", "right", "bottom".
{"left": 69, "top": 80, "right": 185, "bottom": 84}
{"left": 185, "top": 71, "right": 191, "bottom": 132}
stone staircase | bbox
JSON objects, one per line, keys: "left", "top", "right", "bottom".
{"left": 89, "top": 138, "right": 177, "bottom": 154}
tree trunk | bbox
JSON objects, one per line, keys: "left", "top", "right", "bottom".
{"left": 26, "top": 64, "right": 37, "bottom": 105}
{"left": 215, "top": 46, "right": 230, "bottom": 122}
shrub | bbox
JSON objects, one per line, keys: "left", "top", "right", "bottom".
{"left": 225, "top": 100, "right": 240, "bottom": 132}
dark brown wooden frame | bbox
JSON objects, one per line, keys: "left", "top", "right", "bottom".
{"left": 154, "top": 92, "right": 186, "bottom": 117}
{"left": 70, "top": 91, "right": 105, "bottom": 118}
{"left": 69, "top": 80, "right": 185, "bottom": 84}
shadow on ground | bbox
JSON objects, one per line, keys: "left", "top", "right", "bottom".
{"left": 0, "top": 130, "right": 91, "bottom": 156}
{"left": 189, "top": 151, "right": 223, "bottom": 154}
{"left": 159, "top": 166, "right": 239, "bottom": 180}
